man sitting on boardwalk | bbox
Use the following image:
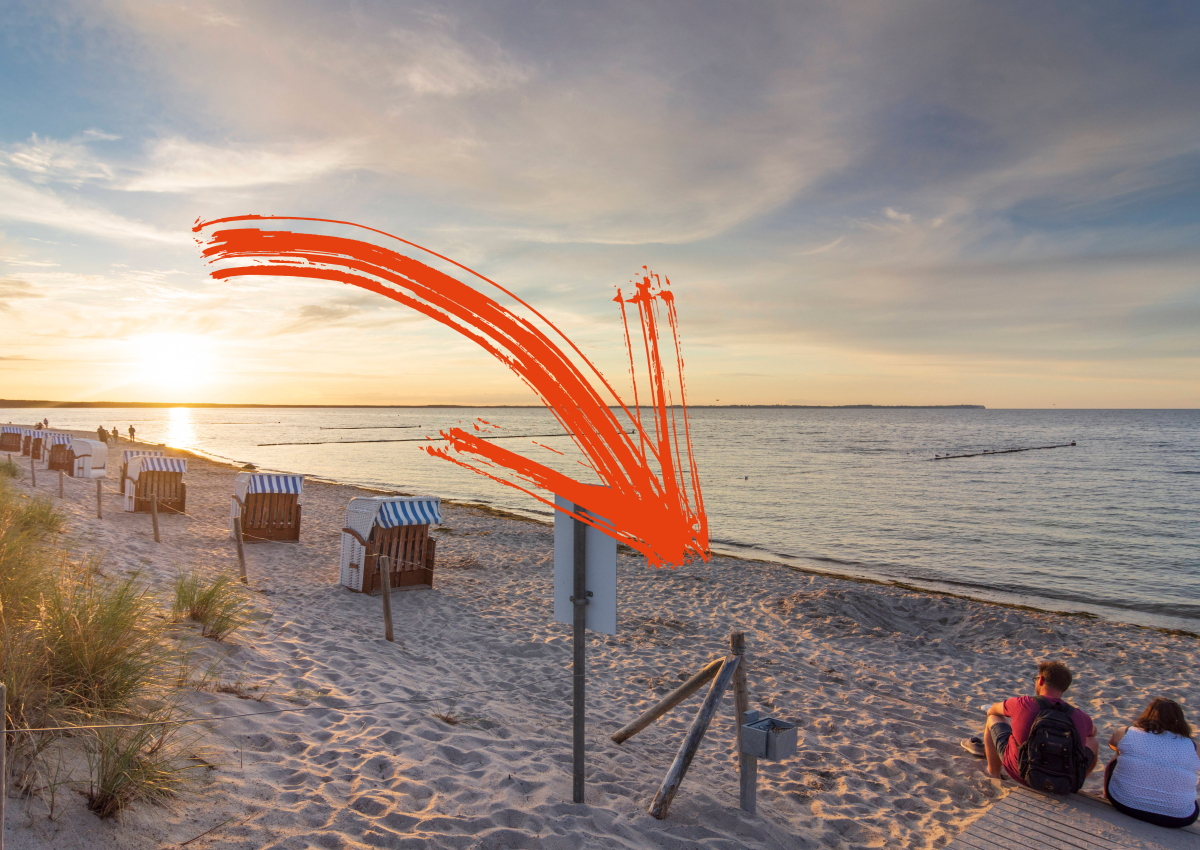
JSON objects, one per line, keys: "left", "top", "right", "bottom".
{"left": 979, "top": 661, "right": 1098, "bottom": 792}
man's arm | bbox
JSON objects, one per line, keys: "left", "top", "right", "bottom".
{"left": 1085, "top": 734, "right": 1099, "bottom": 774}
{"left": 986, "top": 701, "right": 1009, "bottom": 718}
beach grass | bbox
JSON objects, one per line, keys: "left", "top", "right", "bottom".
{"left": 0, "top": 475, "right": 203, "bottom": 816}
{"left": 83, "top": 703, "right": 200, "bottom": 819}
{"left": 172, "top": 570, "right": 251, "bottom": 641}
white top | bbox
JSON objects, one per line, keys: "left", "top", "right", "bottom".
{"left": 1109, "top": 727, "right": 1200, "bottom": 817}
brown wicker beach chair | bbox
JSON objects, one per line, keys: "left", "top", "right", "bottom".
{"left": 123, "top": 456, "right": 186, "bottom": 513}
{"left": 339, "top": 497, "right": 441, "bottom": 593}
{"left": 230, "top": 473, "right": 303, "bottom": 543}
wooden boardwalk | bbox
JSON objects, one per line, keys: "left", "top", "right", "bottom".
{"left": 949, "top": 786, "right": 1200, "bottom": 850}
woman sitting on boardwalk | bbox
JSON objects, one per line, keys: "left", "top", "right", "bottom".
{"left": 1106, "top": 697, "right": 1200, "bottom": 828}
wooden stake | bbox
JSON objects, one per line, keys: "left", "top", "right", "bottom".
{"left": 648, "top": 654, "right": 740, "bottom": 820}
{"left": 572, "top": 509, "right": 587, "bottom": 804}
{"left": 731, "top": 631, "right": 757, "bottom": 813}
{"left": 233, "top": 517, "right": 248, "bottom": 584}
{"left": 611, "top": 658, "right": 723, "bottom": 744}
{"left": 378, "top": 555, "right": 394, "bottom": 642}
{"left": 1, "top": 681, "right": 6, "bottom": 850}
{"left": 96, "top": 479, "right": 102, "bottom": 519}
{"left": 150, "top": 494, "right": 160, "bottom": 543}
{"left": 29, "top": 454, "right": 35, "bottom": 487}
{"left": 59, "top": 470, "right": 64, "bottom": 499}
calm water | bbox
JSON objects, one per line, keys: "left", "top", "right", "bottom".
{"left": 15, "top": 407, "right": 1199, "bottom": 631}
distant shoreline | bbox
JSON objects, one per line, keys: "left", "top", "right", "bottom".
{"left": 0, "top": 399, "right": 986, "bottom": 410}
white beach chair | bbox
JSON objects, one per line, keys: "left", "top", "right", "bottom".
{"left": 230, "top": 473, "right": 304, "bottom": 542}
{"left": 339, "top": 496, "right": 441, "bottom": 593}
{"left": 70, "top": 438, "right": 108, "bottom": 479}
{"left": 123, "top": 456, "right": 187, "bottom": 512}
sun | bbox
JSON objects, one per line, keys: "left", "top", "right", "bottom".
{"left": 130, "top": 333, "right": 221, "bottom": 393}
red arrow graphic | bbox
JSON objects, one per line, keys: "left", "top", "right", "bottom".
{"left": 194, "top": 215, "right": 708, "bottom": 568}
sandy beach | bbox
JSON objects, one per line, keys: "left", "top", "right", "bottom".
{"left": 3, "top": 434, "right": 1198, "bottom": 850}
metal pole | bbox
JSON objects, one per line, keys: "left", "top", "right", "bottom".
{"left": 571, "top": 505, "right": 587, "bottom": 804}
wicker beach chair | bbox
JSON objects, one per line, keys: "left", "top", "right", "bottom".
{"left": 46, "top": 434, "right": 75, "bottom": 471}
{"left": 20, "top": 429, "right": 34, "bottom": 457}
{"left": 120, "top": 450, "right": 164, "bottom": 490}
{"left": 123, "top": 456, "right": 186, "bottom": 512}
{"left": 69, "top": 438, "right": 108, "bottom": 479}
{"left": 30, "top": 430, "right": 46, "bottom": 461}
{"left": 339, "top": 496, "right": 441, "bottom": 593}
{"left": 0, "top": 426, "right": 22, "bottom": 453}
{"left": 230, "top": 473, "right": 303, "bottom": 542}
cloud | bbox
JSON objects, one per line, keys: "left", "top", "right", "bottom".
{"left": 0, "top": 171, "right": 187, "bottom": 243}
{"left": 123, "top": 138, "right": 356, "bottom": 192}
{"left": 0, "top": 278, "right": 43, "bottom": 311}
{"left": 4, "top": 134, "right": 115, "bottom": 186}
{"left": 386, "top": 26, "right": 532, "bottom": 96}
{"left": 276, "top": 302, "right": 364, "bottom": 334}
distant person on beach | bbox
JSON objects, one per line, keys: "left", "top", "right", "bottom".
{"left": 1105, "top": 698, "right": 1200, "bottom": 828}
{"left": 97, "top": 425, "right": 108, "bottom": 442}
{"left": 963, "top": 660, "right": 1097, "bottom": 793}
{"left": 128, "top": 425, "right": 136, "bottom": 442}
{"left": 111, "top": 426, "right": 119, "bottom": 443}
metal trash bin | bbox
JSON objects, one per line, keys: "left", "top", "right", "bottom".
{"left": 740, "top": 710, "right": 798, "bottom": 761}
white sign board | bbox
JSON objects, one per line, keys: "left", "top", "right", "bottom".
{"left": 553, "top": 494, "right": 618, "bottom": 635}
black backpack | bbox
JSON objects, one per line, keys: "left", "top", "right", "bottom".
{"left": 1017, "top": 696, "right": 1089, "bottom": 794}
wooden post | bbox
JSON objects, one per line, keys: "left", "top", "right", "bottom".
{"left": 731, "top": 631, "right": 757, "bottom": 813}
{"left": 648, "top": 654, "right": 740, "bottom": 820}
{"left": 150, "top": 494, "right": 160, "bottom": 543}
{"left": 59, "top": 470, "right": 64, "bottom": 499}
{"left": 233, "top": 517, "right": 248, "bottom": 583}
{"left": 96, "top": 479, "right": 102, "bottom": 519}
{"left": 378, "top": 555, "right": 394, "bottom": 642}
{"left": 29, "top": 455, "right": 35, "bottom": 487}
{"left": 572, "top": 508, "right": 587, "bottom": 804}
{"left": 611, "top": 658, "right": 723, "bottom": 744}
{"left": 1, "top": 681, "right": 6, "bottom": 850}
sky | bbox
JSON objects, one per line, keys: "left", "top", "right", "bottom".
{"left": 0, "top": 1, "right": 1197, "bottom": 408}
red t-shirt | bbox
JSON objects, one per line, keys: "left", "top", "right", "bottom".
{"left": 1001, "top": 695, "right": 1096, "bottom": 783}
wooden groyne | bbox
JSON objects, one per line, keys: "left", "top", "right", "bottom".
{"left": 932, "top": 441, "right": 1075, "bottom": 461}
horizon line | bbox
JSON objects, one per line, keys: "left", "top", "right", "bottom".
{"left": 0, "top": 399, "right": 988, "bottom": 410}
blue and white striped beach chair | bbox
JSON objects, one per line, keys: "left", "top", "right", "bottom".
{"left": 123, "top": 456, "right": 186, "bottom": 511}
{"left": 231, "top": 473, "right": 304, "bottom": 542}
{"left": 339, "top": 496, "right": 442, "bottom": 593}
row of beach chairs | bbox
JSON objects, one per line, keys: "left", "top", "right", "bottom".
{"left": 5, "top": 426, "right": 440, "bottom": 592}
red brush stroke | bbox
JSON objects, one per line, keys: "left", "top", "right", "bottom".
{"left": 193, "top": 215, "right": 708, "bottom": 568}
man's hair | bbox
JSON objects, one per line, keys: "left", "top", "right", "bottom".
{"left": 1135, "top": 698, "right": 1192, "bottom": 738}
{"left": 1038, "top": 660, "right": 1073, "bottom": 693}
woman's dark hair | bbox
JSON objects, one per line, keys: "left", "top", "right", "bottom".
{"left": 1134, "top": 698, "right": 1193, "bottom": 737}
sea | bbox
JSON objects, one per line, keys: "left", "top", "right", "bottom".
{"left": 11, "top": 406, "right": 1198, "bottom": 633}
